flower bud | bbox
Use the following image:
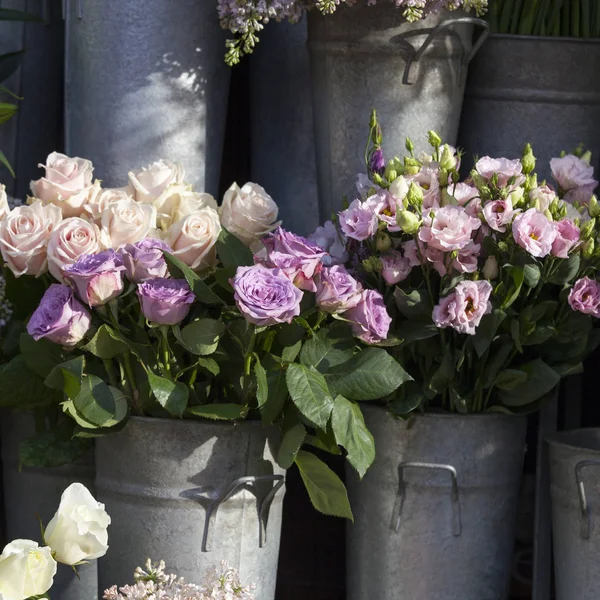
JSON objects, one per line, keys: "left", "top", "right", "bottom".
{"left": 441, "top": 189, "right": 457, "bottom": 206}
{"left": 470, "top": 171, "right": 487, "bottom": 189}
{"left": 581, "top": 150, "right": 592, "bottom": 164}
{"left": 428, "top": 130, "right": 442, "bottom": 148}
{"left": 385, "top": 166, "right": 398, "bottom": 182}
{"left": 375, "top": 231, "right": 392, "bottom": 252}
{"left": 369, "top": 109, "right": 377, "bottom": 129}
{"left": 362, "top": 256, "right": 382, "bottom": 273}
{"left": 396, "top": 210, "right": 421, "bottom": 234}
{"left": 583, "top": 238, "right": 595, "bottom": 258}
{"left": 543, "top": 209, "right": 554, "bottom": 221}
{"left": 440, "top": 145, "right": 457, "bottom": 170}
{"left": 510, "top": 186, "right": 525, "bottom": 206}
{"left": 438, "top": 168, "right": 449, "bottom": 187}
{"left": 372, "top": 172, "right": 383, "bottom": 185}
{"left": 589, "top": 195, "right": 600, "bottom": 218}
{"left": 483, "top": 256, "right": 499, "bottom": 280}
{"left": 406, "top": 182, "right": 424, "bottom": 209}
{"left": 403, "top": 157, "right": 421, "bottom": 176}
{"left": 581, "top": 218, "right": 596, "bottom": 240}
{"left": 521, "top": 143, "right": 536, "bottom": 175}
{"left": 525, "top": 173, "right": 538, "bottom": 193}
{"left": 405, "top": 138, "right": 415, "bottom": 155}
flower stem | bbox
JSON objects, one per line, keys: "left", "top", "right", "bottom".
{"left": 122, "top": 353, "right": 142, "bottom": 416}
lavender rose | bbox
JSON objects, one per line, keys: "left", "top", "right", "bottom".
{"left": 338, "top": 195, "right": 385, "bottom": 242}
{"left": 568, "top": 277, "right": 600, "bottom": 318}
{"left": 137, "top": 278, "right": 195, "bottom": 325}
{"left": 315, "top": 265, "right": 362, "bottom": 313}
{"left": 551, "top": 219, "right": 580, "bottom": 258}
{"left": 550, "top": 155, "right": 597, "bottom": 191}
{"left": 27, "top": 284, "right": 91, "bottom": 347}
{"left": 344, "top": 289, "right": 391, "bottom": 344}
{"left": 63, "top": 250, "right": 126, "bottom": 307}
{"left": 232, "top": 264, "right": 303, "bottom": 326}
{"left": 512, "top": 208, "right": 557, "bottom": 258}
{"left": 432, "top": 280, "right": 493, "bottom": 335}
{"left": 119, "top": 238, "right": 172, "bottom": 283}
{"left": 380, "top": 250, "right": 412, "bottom": 285}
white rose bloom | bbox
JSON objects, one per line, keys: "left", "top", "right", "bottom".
{"left": 0, "top": 200, "right": 62, "bottom": 277}
{"left": 220, "top": 182, "right": 280, "bottom": 246}
{"left": 30, "top": 152, "right": 97, "bottom": 218}
{"left": 83, "top": 186, "right": 130, "bottom": 223}
{"left": 101, "top": 197, "right": 157, "bottom": 249}
{"left": 45, "top": 483, "right": 110, "bottom": 566}
{"left": 0, "top": 184, "right": 9, "bottom": 221}
{"left": 0, "top": 539, "right": 57, "bottom": 600}
{"left": 154, "top": 184, "right": 218, "bottom": 230}
{"left": 47, "top": 217, "right": 104, "bottom": 282}
{"left": 128, "top": 159, "right": 185, "bottom": 203}
{"left": 166, "top": 207, "right": 221, "bottom": 271}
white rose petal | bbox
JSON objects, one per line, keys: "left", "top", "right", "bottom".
{"left": 128, "top": 159, "right": 185, "bottom": 203}
{"left": 45, "top": 483, "right": 111, "bottom": 566}
{"left": 153, "top": 184, "right": 217, "bottom": 230}
{"left": 220, "top": 182, "right": 280, "bottom": 246}
{"left": 83, "top": 186, "right": 131, "bottom": 223}
{"left": 101, "top": 198, "right": 157, "bottom": 249}
{"left": 0, "top": 200, "right": 62, "bottom": 277}
{"left": 0, "top": 539, "right": 57, "bottom": 600}
{"left": 0, "top": 184, "right": 9, "bottom": 221}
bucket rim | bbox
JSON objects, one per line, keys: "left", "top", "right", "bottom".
{"left": 127, "top": 415, "right": 264, "bottom": 429}
{"left": 486, "top": 32, "right": 600, "bottom": 45}
{"left": 546, "top": 428, "right": 600, "bottom": 454}
{"left": 362, "top": 404, "right": 525, "bottom": 421}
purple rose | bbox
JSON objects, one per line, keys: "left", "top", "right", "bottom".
{"left": 137, "top": 278, "right": 195, "bottom": 325}
{"left": 512, "top": 208, "right": 557, "bottom": 258}
{"left": 475, "top": 156, "right": 525, "bottom": 188}
{"left": 63, "top": 250, "right": 126, "bottom": 307}
{"left": 432, "top": 280, "right": 492, "bottom": 335}
{"left": 232, "top": 264, "right": 303, "bottom": 326}
{"left": 551, "top": 155, "right": 597, "bottom": 191}
{"left": 380, "top": 250, "right": 412, "bottom": 285}
{"left": 338, "top": 195, "right": 385, "bottom": 242}
{"left": 369, "top": 149, "right": 385, "bottom": 174}
{"left": 315, "top": 265, "right": 362, "bottom": 313}
{"left": 568, "top": 277, "right": 600, "bottom": 318}
{"left": 27, "top": 284, "right": 91, "bottom": 347}
{"left": 344, "top": 289, "right": 391, "bottom": 344}
{"left": 260, "top": 228, "right": 326, "bottom": 292}
{"left": 551, "top": 219, "right": 580, "bottom": 258}
{"left": 119, "top": 238, "right": 172, "bottom": 283}
{"left": 482, "top": 198, "right": 519, "bottom": 233}
{"left": 307, "top": 220, "right": 348, "bottom": 266}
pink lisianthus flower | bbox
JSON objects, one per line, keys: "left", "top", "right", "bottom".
{"left": 512, "top": 208, "right": 557, "bottom": 258}
{"left": 419, "top": 205, "right": 481, "bottom": 252}
{"left": 529, "top": 185, "right": 557, "bottom": 212}
{"left": 450, "top": 183, "right": 479, "bottom": 207}
{"left": 551, "top": 155, "right": 597, "bottom": 191}
{"left": 432, "top": 279, "right": 493, "bottom": 335}
{"left": 551, "top": 219, "right": 580, "bottom": 258}
{"left": 568, "top": 277, "right": 600, "bottom": 318}
{"left": 482, "top": 198, "right": 520, "bottom": 233}
{"left": 452, "top": 242, "right": 481, "bottom": 274}
{"left": 380, "top": 250, "right": 412, "bottom": 285}
{"left": 401, "top": 239, "right": 423, "bottom": 267}
{"left": 407, "top": 166, "right": 440, "bottom": 210}
{"left": 475, "top": 156, "right": 526, "bottom": 188}
{"left": 338, "top": 195, "right": 385, "bottom": 241}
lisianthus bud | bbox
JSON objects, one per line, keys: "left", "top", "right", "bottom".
{"left": 510, "top": 187, "right": 525, "bottom": 207}
{"left": 375, "top": 231, "right": 392, "bottom": 252}
{"left": 372, "top": 172, "right": 383, "bottom": 185}
{"left": 406, "top": 182, "right": 424, "bottom": 208}
{"left": 428, "top": 130, "right": 442, "bottom": 148}
{"left": 385, "top": 167, "right": 398, "bottom": 182}
{"left": 440, "top": 145, "right": 457, "bottom": 170}
{"left": 405, "top": 138, "right": 415, "bottom": 155}
{"left": 483, "top": 256, "right": 499, "bottom": 280}
{"left": 441, "top": 189, "right": 457, "bottom": 206}
{"left": 583, "top": 238, "right": 595, "bottom": 258}
{"left": 531, "top": 197, "right": 541, "bottom": 211}
{"left": 521, "top": 143, "right": 536, "bottom": 175}
{"left": 581, "top": 218, "right": 596, "bottom": 240}
{"left": 397, "top": 210, "right": 421, "bottom": 234}
{"left": 404, "top": 157, "right": 421, "bottom": 175}
{"left": 543, "top": 209, "right": 554, "bottom": 221}
{"left": 581, "top": 150, "right": 592, "bottom": 164}
{"left": 362, "top": 256, "right": 382, "bottom": 273}
{"left": 525, "top": 173, "right": 538, "bottom": 193}
{"left": 369, "top": 109, "right": 378, "bottom": 129}
{"left": 589, "top": 195, "right": 600, "bottom": 218}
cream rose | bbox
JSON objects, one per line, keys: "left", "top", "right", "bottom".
{"left": 101, "top": 198, "right": 157, "bottom": 249}
{"left": 166, "top": 207, "right": 221, "bottom": 271}
{"left": 154, "top": 184, "right": 218, "bottom": 230}
{"left": 30, "top": 152, "right": 98, "bottom": 218}
{"left": 82, "top": 186, "right": 130, "bottom": 222}
{"left": 128, "top": 159, "right": 185, "bottom": 203}
{"left": 0, "top": 184, "right": 9, "bottom": 221}
{"left": 47, "top": 217, "right": 104, "bottom": 282}
{"left": 0, "top": 200, "right": 62, "bottom": 277}
{"left": 0, "top": 539, "right": 57, "bottom": 600}
{"left": 220, "top": 182, "right": 280, "bottom": 246}
{"left": 45, "top": 483, "right": 110, "bottom": 566}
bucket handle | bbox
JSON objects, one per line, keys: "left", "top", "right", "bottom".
{"left": 395, "top": 17, "right": 489, "bottom": 85}
{"left": 575, "top": 460, "right": 600, "bottom": 539}
{"left": 392, "top": 461, "right": 461, "bottom": 536}
{"left": 185, "top": 474, "right": 285, "bottom": 552}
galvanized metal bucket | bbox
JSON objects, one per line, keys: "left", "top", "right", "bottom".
{"left": 458, "top": 35, "right": 600, "bottom": 182}
{"left": 95, "top": 417, "right": 286, "bottom": 597}
{"left": 346, "top": 406, "right": 526, "bottom": 600}
{"left": 547, "top": 428, "right": 600, "bottom": 599}
{"left": 308, "top": 5, "right": 488, "bottom": 220}
{"left": 1, "top": 411, "right": 97, "bottom": 600}
{"left": 64, "top": 0, "right": 230, "bottom": 195}
{"left": 250, "top": 18, "right": 319, "bottom": 236}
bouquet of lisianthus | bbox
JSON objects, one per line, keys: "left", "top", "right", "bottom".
{"left": 0, "top": 483, "right": 110, "bottom": 600}
{"left": 317, "top": 110, "right": 600, "bottom": 415}
{"left": 218, "top": 0, "right": 489, "bottom": 64}
{"left": 0, "top": 153, "right": 408, "bottom": 519}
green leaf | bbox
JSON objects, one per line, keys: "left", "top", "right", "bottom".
{"left": 499, "top": 359, "right": 560, "bottom": 407}
{"left": 261, "top": 369, "right": 289, "bottom": 426}
{"left": 163, "top": 252, "right": 223, "bottom": 305}
{"left": 147, "top": 371, "right": 188, "bottom": 417}
{"left": 254, "top": 356, "right": 268, "bottom": 407}
{"left": 300, "top": 325, "right": 355, "bottom": 372}
{"left": 72, "top": 375, "right": 129, "bottom": 428}
{"left": 494, "top": 369, "right": 528, "bottom": 391}
{"left": 389, "top": 381, "right": 423, "bottom": 416}
{"left": 20, "top": 333, "right": 64, "bottom": 379}
{"left": 277, "top": 423, "right": 306, "bottom": 469}
{"left": 521, "top": 326, "right": 556, "bottom": 346}
{"left": 186, "top": 403, "right": 247, "bottom": 420}
{"left": 331, "top": 396, "right": 375, "bottom": 479}
{"left": 483, "top": 341, "right": 514, "bottom": 389}
{"left": 394, "top": 288, "right": 432, "bottom": 320}
{"left": 0, "top": 85, "right": 22, "bottom": 99}
{"left": 0, "top": 50, "right": 25, "bottom": 82}
{"left": 282, "top": 340, "right": 303, "bottom": 363}
{"left": 82, "top": 325, "right": 128, "bottom": 359}
{"left": 175, "top": 319, "right": 225, "bottom": 356}
{"left": 523, "top": 262, "right": 541, "bottom": 287}
{"left": 217, "top": 227, "right": 254, "bottom": 269}
{"left": 286, "top": 363, "right": 334, "bottom": 429}
{"left": 549, "top": 253, "right": 580, "bottom": 285}
{"left": 197, "top": 357, "right": 220, "bottom": 376}
{"left": 397, "top": 321, "right": 439, "bottom": 344}
{"left": 295, "top": 450, "right": 353, "bottom": 520}
{"left": 45, "top": 356, "right": 85, "bottom": 398}
{"left": 0, "top": 355, "right": 55, "bottom": 409}
{"left": 472, "top": 309, "right": 506, "bottom": 358}
{"left": 0, "top": 8, "right": 45, "bottom": 22}
{"left": 0, "top": 149, "right": 14, "bottom": 177}
{"left": 510, "top": 319, "right": 523, "bottom": 353}
{"left": 428, "top": 349, "right": 454, "bottom": 395}
{"left": 0, "top": 102, "right": 17, "bottom": 125}
{"left": 326, "top": 348, "right": 412, "bottom": 401}
{"left": 502, "top": 266, "right": 524, "bottom": 309}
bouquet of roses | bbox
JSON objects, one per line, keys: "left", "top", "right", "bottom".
{"left": 317, "top": 110, "right": 600, "bottom": 415}
{"left": 218, "top": 0, "right": 489, "bottom": 65}
{"left": 0, "top": 152, "right": 409, "bottom": 519}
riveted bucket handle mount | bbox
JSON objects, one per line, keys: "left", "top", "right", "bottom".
{"left": 393, "top": 461, "right": 461, "bottom": 536}
{"left": 397, "top": 17, "right": 489, "bottom": 85}
{"left": 575, "top": 460, "right": 600, "bottom": 539}
{"left": 185, "top": 474, "right": 285, "bottom": 552}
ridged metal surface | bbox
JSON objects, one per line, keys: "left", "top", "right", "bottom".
{"left": 1, "top": 411, "right": 97, "bottom": 600}
{"left": 347, "top": 406, "right": 526, "bottom": 600}
{"left": 95, "top": 417, "right": 286, "bottom": 597}
{"left": 308, "top": 4, "right": 486, "bottom": 220}
{"left": 64, "top": 0, "right": 230, "bottom": 194}
{"left": 548, "top": 429, "right": 600, "bottom": 600}
{"left": 459, "top": 35, "right": 600, "bottom": 182}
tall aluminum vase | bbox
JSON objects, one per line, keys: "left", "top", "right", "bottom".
{"left": 64, "top": 0, "right": 230, "bottom": 195}
{"left": 0, "top": 0, "right": 64, "bottom": 199}
{"left": 1, "top": 412, "right": 97, "bottom": 600}
{"left": 458, "top": 36, "right": 600, "bottom": 182}
{"left": 307, "top": 4, "right": 488, "bottom": 220}
{"left": 95, "top": 417, "right": 286, "bottom": 598}
{"left": 250, "top": 18, "right": 319, "bottom": 236}
{"left": 347, "top": 406, "right": 526, "bottom": 600}
{"left": 548, "top": 429, "right": 600, "bottom": 599}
